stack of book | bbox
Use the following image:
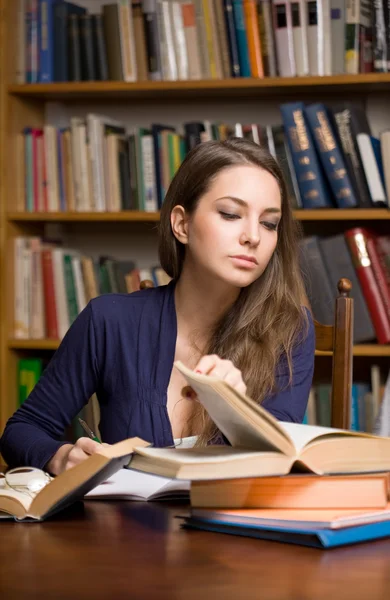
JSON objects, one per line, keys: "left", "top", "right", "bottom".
{"left": 123, "top": 362, "right": 390, "bottom": 549}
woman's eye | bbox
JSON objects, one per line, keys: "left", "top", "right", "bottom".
{"left": 219, "top": 211, "right": 240, "bottom": 220}
{"left": 262, "top": 221, "right": 279, "bottom": 231}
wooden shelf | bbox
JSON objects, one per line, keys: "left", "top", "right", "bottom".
{"left": 7, "top": 211, "right": 160, "bottom": 222}
{"left": 7, "top": 209, "right": 390, "bottom": 223}
{"left": 8, "top": 339, "right": 390, "bottom": 356}
{"left": 8, "top": 73, "right": 390, "bottom": 100}
{"left": 294, "top": 209, "right": 390, "bottom": 220}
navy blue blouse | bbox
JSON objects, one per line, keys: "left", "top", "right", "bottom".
{"left": 0, "top": 281, "right": 315, "bottom": 469}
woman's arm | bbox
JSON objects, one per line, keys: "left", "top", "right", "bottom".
{"left": 261, "top": 310, "right": 315, "bottom": 423}
{"left": 0, "top": 302, "right": 102, "bottom": 470}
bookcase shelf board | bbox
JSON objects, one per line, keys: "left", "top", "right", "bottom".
{"left": 9, "top": 73, "right": 390, "bottom": 100}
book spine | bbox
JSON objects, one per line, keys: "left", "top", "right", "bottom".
{"left": 272, "top": 0, "right": 296, "bottom": 76}
{"left": 80, "top": 15, "right": 97, "bottom": 81}
{"left": 243, "top": 0, "right": 264, "bottom": 77}
{"left": 93, "top": 14, "right": 109, "bottom": 81}
{"left": 232, "top": 0, "right": 251, "bottom": 76}
{"left": 215, "top": 0, "right": 232, "bottom": 77}
{"left": 63, "top": 254, "right": 79, "bottom": 325}
{"left": 224, "top": 0, "right": 241, "bottom": 76}
{"left": 373, "top": 0, "right": 387, "bottom": 71}
{"left": 330, "top": 0, "right": 346, "bottom": 74}
{"left": 68, "top": 15, "right": 82, "bottom": 81}
{"left": 291, "top": 0, "right": 309, "bottom": 76}
{"left": 38, "top": 0, "right": 55, "bottom": 82}
{"left": 280, "top": 102, "right": 333, "bottom": 208}
{"left": 41, "top": 248, "right": 59, "bottom": 339}
{"left": 345, "top": 228, "right": 390, "bottom": 344}
{"left": 304, "top": 103, "right": 359, "bottom": 208}
{"left": 257, "top": 0, "right": 278, "bottom": 76}
{"left": 142, "top": 0, "right": 163, "bottom": 79}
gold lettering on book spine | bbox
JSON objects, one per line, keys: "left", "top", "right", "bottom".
{"left": 351, "top": 233, "right": 371, "bottom": 268}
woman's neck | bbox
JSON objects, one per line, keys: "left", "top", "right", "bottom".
{"left": 174, "top": 265, "right": 240, "bottom": 344}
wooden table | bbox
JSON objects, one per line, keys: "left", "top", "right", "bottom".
{"left": 1, "top": 500, "right": 390, "bottom": 600}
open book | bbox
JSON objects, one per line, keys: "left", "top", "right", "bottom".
{"left": 0, "top": 438, "right": 148, "bottom": 521}
{"left": 127, "top": 362, "right": 390, "bottom": 480}
{"left": 85, "top": 468, "right": 189, "bottom": 501}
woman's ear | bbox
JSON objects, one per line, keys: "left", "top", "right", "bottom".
{"left": 170, "top": 205, "right": 189, "bottom": 245}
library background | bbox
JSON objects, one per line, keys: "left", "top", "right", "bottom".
{"left": 0, "top": 0, "right": 389, "bottom": 445}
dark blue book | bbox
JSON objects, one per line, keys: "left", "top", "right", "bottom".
{"left": 54, "top": 1, "right": 86, "bottom": 82}
{"left": 232, "top": 0, "right": 251, "bottom": 77}
{"left": 223, "top": 0, "right": 241, "bottom": 76}
{"left": 182, "top": 517, "right": 390, "bottom": 549}
{"left": 39, "top": 0, "right": 65, "bottom": 82}
{"left": 280, "top": 102, "right": 334, "bottom": 208}
{"left": 304, "top": 103, "right": 359, "bottom": 208}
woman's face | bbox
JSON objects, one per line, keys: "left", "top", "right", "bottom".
{"left": 177, "top": 164, "right": 282, "bottom": 289}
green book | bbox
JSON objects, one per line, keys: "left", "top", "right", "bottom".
{"left": 18, "top": 359, "right": 43, "bottom": 406}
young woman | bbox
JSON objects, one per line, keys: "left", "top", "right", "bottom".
{"left": 0, "top": 138, "right": 315, "bottom": 475}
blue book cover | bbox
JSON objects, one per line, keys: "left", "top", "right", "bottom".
{"left": 224, "top": 0, "right": 241, "bottom": 76}
{"left": 39, "top": 0, "right": 64, "bottom": 82}
{"left": 182, "top": 517, "right": 390, "bottom": 549}
{"left": 370, "top": 136, "right": 386, "bottom": 189}
{"left": 304, "top": 103, "right": 359, "bottom": 208}
{"left": 232, "top": 0, "right": 251, "bottom": 77}
{"left": 280, "top": 102, "right": 334, "bottom": 209}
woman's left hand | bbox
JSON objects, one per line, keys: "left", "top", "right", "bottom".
{"left": 182, "top": 355, "right": 247, "bottom": 399}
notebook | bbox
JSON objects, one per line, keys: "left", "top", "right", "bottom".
{"left": 85, "top": 468, "right": 190, "bottom": 501}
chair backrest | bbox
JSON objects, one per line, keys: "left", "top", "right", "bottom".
{"left": 314, "top": 278, "right": 354, "bottom": 430}
{"left": 139, "top": 278, "right": 354, "bottom": 430}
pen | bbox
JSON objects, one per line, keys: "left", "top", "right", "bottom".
{"left": 78, "top": 418, "right": 102, "bottom": 444}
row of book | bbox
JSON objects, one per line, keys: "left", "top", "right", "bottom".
{"left": 17, "top": 102, "right": 390, "bottom": 214}
{"left": 13, "top": 236, "right": 171, "bottom": 340}
{"left": 15, "top": 1, "right": 384, "bottom": 85}
{"left": 301, "top": 228, "right": 390, "bottom": 345}
{"left": 13, "top": 229, "right": 390, "bottom": 343}
{"left": 302, "top": 368, "right": 386, "bottom": 435}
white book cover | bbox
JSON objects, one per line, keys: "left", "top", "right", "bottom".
{"left": 171, "top": 1, "right": 189, "bottom": 80}
{"left": 43, "top": 125, "right": 60, "bottom": 211}
{"left": 317, "top": 0, "right": 332, "bottom": 75}
{"left": 158, "top": 0, "right": 178, "bottom": 80}
{"left": 71, "top": 255, "right": 87, "bottom": 315}
{"left": 292, "top": 0, "right": 309, "bottom": 75}
{"left": 29, "top": 238, "right": 45, "bottom": 339}
{"left": 273, "top": 0, "right": 296, "bottom": 77}
{"left": 52, "top": 248, "right": 70, "bottom": 339}
{"left": 14, "top": 238, "right": 30, "bottom": 339}
{"left": 305, "top": 0, "right": 319, "bottom": 75}
{"left": 356, "top": 133, "right": 387, "bottom": 204}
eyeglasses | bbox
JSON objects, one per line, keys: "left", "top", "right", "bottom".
{"left": 0, "top": 467, "right": 53, "bottom": 499}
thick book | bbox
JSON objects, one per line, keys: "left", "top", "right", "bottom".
{"left": 85, "top": 467, "right": 189, "bottom": 501}
{"left": 0, "top": 438, "right": 148, "bottom": 521}
{"left": 190, "top": 473, "right": 390, "bottom": 509}
{"left": 181, "top": 513, "right": 390, "bottom": 549}
{"left": 127, "top": 362, "right": 390, "bottom": 480}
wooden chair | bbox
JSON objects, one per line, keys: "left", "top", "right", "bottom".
{"left": 314, "top": 278, "right": 354, "bottom": 430}
{"left": 140, "top": 278, "right": 354, "bottom": 430}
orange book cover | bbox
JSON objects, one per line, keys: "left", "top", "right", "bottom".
{"left": 243, "top": 0, "right": 264, "bottom": 77}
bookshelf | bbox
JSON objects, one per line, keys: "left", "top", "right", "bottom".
{"left": 1, "top": 2, "right": 390, "bottom": 435}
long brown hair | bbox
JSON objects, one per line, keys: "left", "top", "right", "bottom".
{"left": 158, "top": 138, "right": 308, "bottom": 445}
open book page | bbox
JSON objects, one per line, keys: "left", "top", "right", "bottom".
{"left": 280, "top": 422, "right": 379, "bottom": 454}
{"left": 174, "top": 361, "right": 294, "bottom": 455}
{"left": 0, "top": 478, "right": 31, "bottom": 516}
{"left": 85, "top": 468, "right": 190, "bottom": 501}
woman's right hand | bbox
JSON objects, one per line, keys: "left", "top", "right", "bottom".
{"left": 46, "top": 437, "right": 104, "bottom": 475}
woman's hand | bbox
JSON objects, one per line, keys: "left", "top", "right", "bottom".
{"left": 182, "top": 355, "right": 247, "bottom": 399}
{"left": 46, "top": 437, "right": 108, "bottom": 476}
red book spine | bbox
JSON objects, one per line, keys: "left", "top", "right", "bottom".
{"left": 41, "top": 248, "right": 59, "bottom": 339}
{"left": 345, "top": 229, "right": 390, "bottom": 344}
